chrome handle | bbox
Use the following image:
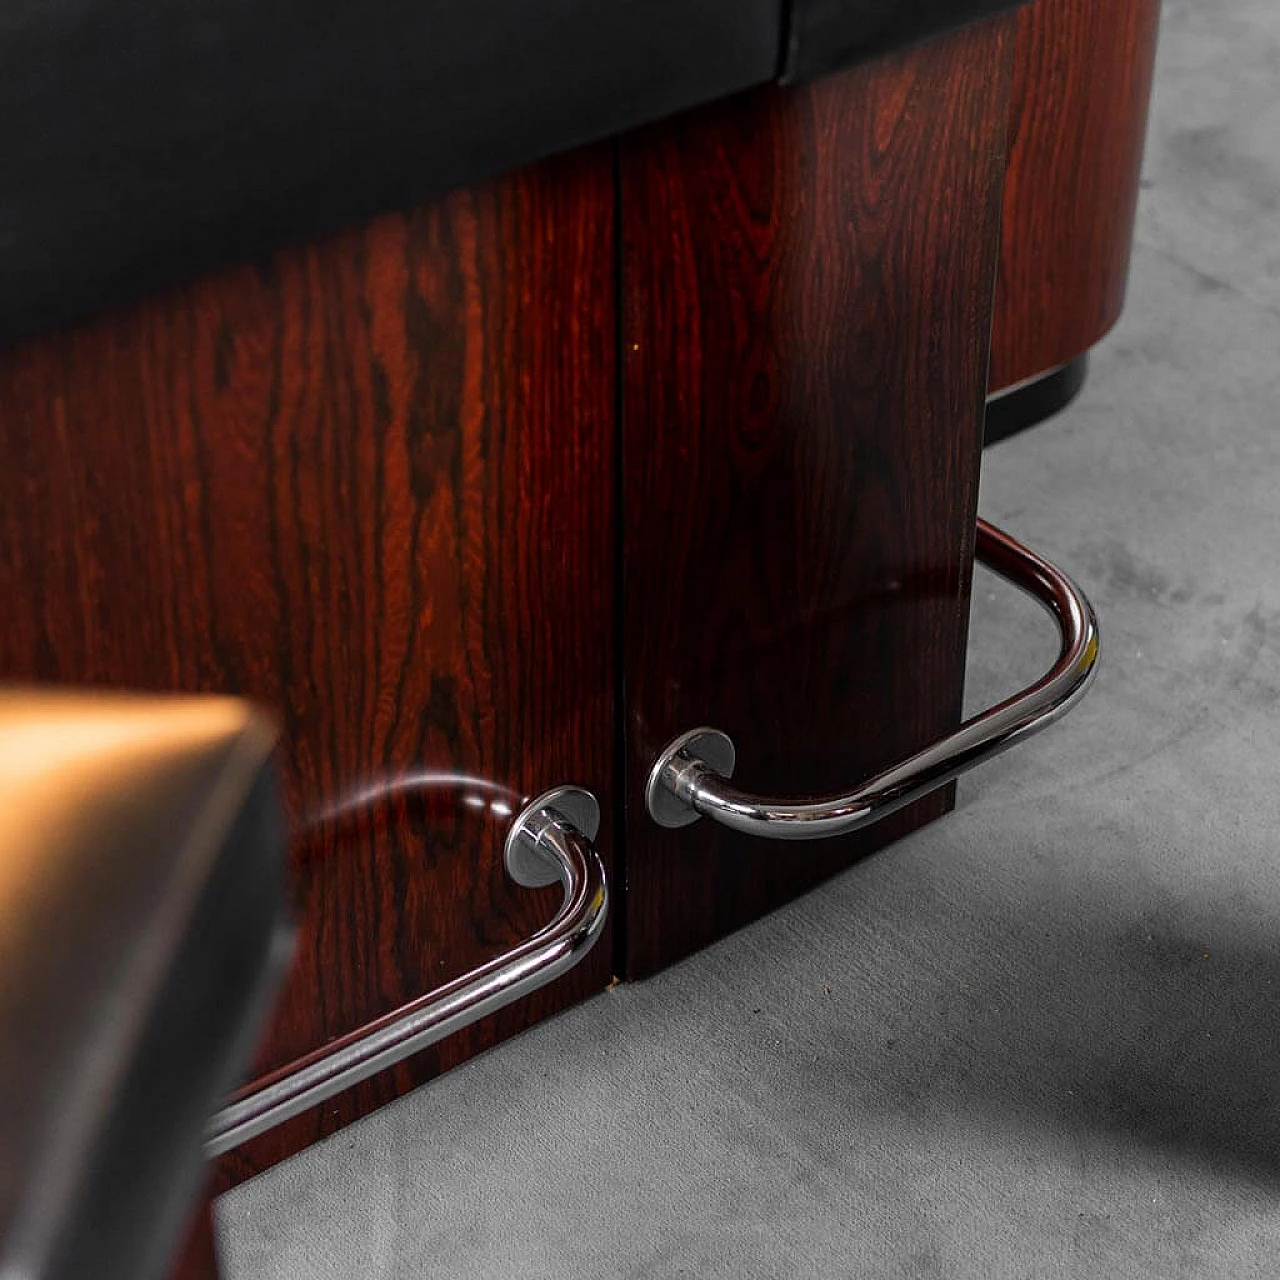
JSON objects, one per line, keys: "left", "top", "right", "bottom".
{"left": 206, "top": 786, "right": 608, "bottom": 1157}
{"left": 645, "top": 518, "right": 1099, "bottom": 840}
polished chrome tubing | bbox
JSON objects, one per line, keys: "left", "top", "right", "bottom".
{"left": 205, "top": 787, "right": 608, "bottom": 1157}
{"left": 646, "top": 519, "right": 1099, "bottom": 840}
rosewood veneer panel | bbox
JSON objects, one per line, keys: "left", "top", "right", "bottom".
{"left": 0, "top": 147, "right": 617, "bottom": 1184}
{"left": 990, "top": 0, "right": 1160, "bottom": 391}
{"left": 621, "top": 19, "right": 1017, "bottom": 975}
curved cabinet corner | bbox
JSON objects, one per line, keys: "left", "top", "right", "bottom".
{"left": 990, "top": 0, "right": 1160, "bottom": 395}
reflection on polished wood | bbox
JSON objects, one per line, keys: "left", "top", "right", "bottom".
{"left": 990, "top": 0, "right": 1160, "bottom": 392}
{"left": 0, "top": 144, "right": 617, "bottom": 1185}
{"left": 0, "top": 0, "right": 1153, "bottom": 1186}
{"left": 620, "top": 17, "right": 1018, "bottom": 975}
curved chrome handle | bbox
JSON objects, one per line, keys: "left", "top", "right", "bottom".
{"left": 206, "top": 786, "right": 608, "bottom": 1157}
{"left": 646, "top": 519, "right": 1099, "bottom": 840}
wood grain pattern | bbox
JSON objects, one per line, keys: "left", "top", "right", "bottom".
{"left": 990, "top": 0, "right": 1160, "bottom": 391}
{"left": 621, "top": 18, "right": 1017, "bottom": 975}
{"left": 0, "top": 144, "right": 617, "bottom": 1185}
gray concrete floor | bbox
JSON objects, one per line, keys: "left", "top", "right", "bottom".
{"left": 219, "top": 3, "right": 1280, "bottom": 1274}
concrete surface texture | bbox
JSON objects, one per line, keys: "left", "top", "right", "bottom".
{"left": 218, "top": 2, "right": 1280, "bottom": 1275}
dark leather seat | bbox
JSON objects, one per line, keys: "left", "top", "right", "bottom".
{"left": 0, "top": 0, "right": 1019, "bottom": 344}
{"left": 0, "top": 692, "right": 288, "bottom": 1280}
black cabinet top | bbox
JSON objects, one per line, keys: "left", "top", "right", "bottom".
{"left": 0, "top": 0, "right": 1016, "bottom": 342}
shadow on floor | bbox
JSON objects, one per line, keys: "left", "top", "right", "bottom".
{"left": 781, "top": 867, "right": 1280, "bottom": 1183}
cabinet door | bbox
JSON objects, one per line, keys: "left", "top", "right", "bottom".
{"left": 0, "top": 145, "right": 617, "bottom": 1185}
{"left": 620, "top": 19, "right": 1017, "bottom": 974}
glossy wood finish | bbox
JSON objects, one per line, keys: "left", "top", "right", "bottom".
{"left": 169, "top": 1197, "right": 220, "bottom": 1280}
{"left": 620, "top": 19, "right": 1017, "bottom": 975}
{"left": 0, "top": 145, "right": 616, "bottom": 1185}
{"left": 990, "top": 0, "right": 1160, "bottom": 392}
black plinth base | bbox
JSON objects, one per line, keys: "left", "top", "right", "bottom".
{"left": 984, "top": 353, "right": 1089, "bottom": 447}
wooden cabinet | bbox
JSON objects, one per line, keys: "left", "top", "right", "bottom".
{"left": 0, "top": 3, "right": 1141, "bottom": 1183}
{"left": 991, "top": 0, "right": 1160, "bottom": 393}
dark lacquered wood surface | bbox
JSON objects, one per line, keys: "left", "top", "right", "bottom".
{"left": 990, "top": 0, "right": 1159, "bottom": 392}
{"left": 0, "top": 145, "right": 617, "bottom": 1185}
{"left": 169, "top": 1196, "right": 221, "bottom": 1280}
{"left": 620, "top": 18, "right": 1017, "bottom": 975}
